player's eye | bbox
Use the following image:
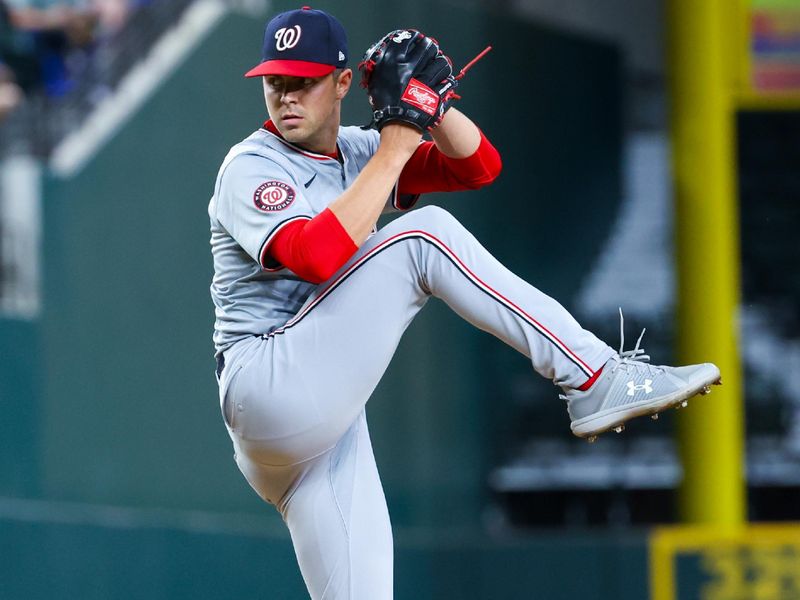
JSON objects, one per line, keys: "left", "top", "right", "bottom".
{"left": 264, "top": 76, "right": 319, "bottom": 95}
{"left": 288, "top": 78, "right": 316, "bottom": 92}
{"left": 265, "top": 76, "right": 284, "bottom": 92}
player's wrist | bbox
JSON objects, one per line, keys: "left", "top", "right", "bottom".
{"left": 378, "top": 123, "right": 422, "bottom": 159}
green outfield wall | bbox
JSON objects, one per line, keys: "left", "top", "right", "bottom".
{"left": 0, "top": 509, "right": 648, "bottom": 599}
{"left": 0, "top": 319, "right": 40, "bottom": 498}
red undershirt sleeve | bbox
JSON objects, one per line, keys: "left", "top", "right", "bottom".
{"left": 266, "top": 208, "right": 358, "bottom": 284}
{"left": 398, "top": 130, "right": 502, "bottom": 196}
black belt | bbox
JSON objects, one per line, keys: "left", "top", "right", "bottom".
{"left": 215, "top": 354, "right": 225, "bottom": 379}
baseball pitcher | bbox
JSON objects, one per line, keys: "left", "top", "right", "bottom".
{"left": 208, "top": 7, "right": 720, "bottom": 598}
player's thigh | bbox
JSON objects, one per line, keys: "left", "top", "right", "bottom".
{"left": 221, "top": 336, "right": 337, "bottom": 466}
{"left": 225, "top": 207, "right": 466, "bottom": 464}
{"left": 267, "top": 206, "right": 468, "bottom": 410}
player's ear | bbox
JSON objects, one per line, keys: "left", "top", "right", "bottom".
{"left": 335, "top": 68, "right": 352, "bottom": 99}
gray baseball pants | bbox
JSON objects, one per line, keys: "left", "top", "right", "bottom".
{"left": 217, "top": 206, "right": 615, "bottom": 598}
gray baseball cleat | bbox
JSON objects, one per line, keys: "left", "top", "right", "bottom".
{"left": 561, "top": 310, "right": 721, "bottom": 442}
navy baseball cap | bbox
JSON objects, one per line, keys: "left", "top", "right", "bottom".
{"left": 245, "top": 6, "right": 348, "bottom": 78}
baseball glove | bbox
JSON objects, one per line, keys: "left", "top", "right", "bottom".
{"left": 358, "top": 29, "right": 459, "bottom": 132}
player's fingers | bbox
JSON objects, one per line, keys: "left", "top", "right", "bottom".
{"left": 415, "top": 54, "right": 452, "bottom": 84}
{"left": 405, "top": 31, "right": 437, "bottom": 65}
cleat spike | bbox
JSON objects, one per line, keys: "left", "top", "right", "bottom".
{"left": 651, "top": 413, "right": 659, "bottom": 420}
{"left": 700, "top": 385, "right": 711, "bottom": 395}
{"left": 680, "top": 400, "right": 689, "bottom": 408}
{"left": 587, "top": 435, "right": 598, "bottom": 444}
{"left": 614, "top": 425, "right": 625, "bottom": 433}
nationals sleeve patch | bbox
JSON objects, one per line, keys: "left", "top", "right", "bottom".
{"left": 254, "top": 181, "right": 297, "bottom": 212}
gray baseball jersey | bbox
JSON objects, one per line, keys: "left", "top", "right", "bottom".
{"left": 210, "top": 126, "right": 615, "bottom": 599}
{"left": 209, "top": 124, "right": 411, "bottom": 356}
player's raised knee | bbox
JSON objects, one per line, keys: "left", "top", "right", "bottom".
{"left": 405, "top": 205, "right": 463, "bottom": 232}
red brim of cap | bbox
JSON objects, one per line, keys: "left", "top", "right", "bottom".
{"left": 244, "top": 60, "right": 336, "bottom": 78}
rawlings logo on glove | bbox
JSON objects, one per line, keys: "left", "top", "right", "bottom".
{"left": 402, "top": 79, "right": 439, "bottom": 115}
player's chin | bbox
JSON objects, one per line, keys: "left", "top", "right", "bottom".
{"left": 281, "top": 124, "right": 309, "bottom": 143}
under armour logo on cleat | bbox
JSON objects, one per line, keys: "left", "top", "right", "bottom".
{"left": 627, "top": 379, "right": 653, "bottom": 396}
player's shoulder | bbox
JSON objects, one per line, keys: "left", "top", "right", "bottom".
{"left": 225, "top": 128, "right": 289, "bottom": 164}
{"left": 217, "top": 130, "right": 296, "bottom": 183}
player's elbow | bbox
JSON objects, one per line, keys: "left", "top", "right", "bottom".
{"left": 298, "top": 262, "right": 340, "bottom": 285}
{"left": 478, "top": 147, "right": 503, "bottom": 186}
{"left": 293, "top": 247, "right": 353, "bottom": 284}
{"left": 278, "top": 210, "right": 358, "bottom": 284}
{"left": 460, "top": 157, "right": 503, "bottom": 189}
{"left": 456, "top": 143, "right": 503, "bottom": 190}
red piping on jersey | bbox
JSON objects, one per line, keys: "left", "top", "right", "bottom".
{"left": 263, "top": 120, "right": 339, "bottom": 161}
{"left": 267, "top": 228, "right": 596, "bottom": 378}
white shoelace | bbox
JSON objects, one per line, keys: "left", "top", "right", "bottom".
{"left": 561, "top": 309, "right": 664, "bottom": 399}
{"left": 610, "top": 308, "right": 662, "bottom": 376}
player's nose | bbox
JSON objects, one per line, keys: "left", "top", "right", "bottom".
{"left": 280, "top": 89, "right": 299, "bottom": 104}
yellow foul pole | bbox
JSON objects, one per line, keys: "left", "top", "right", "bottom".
{"left": 666, "top": 0, "right": 746, "bottom": 525}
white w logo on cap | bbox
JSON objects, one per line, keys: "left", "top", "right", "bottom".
{"left": 275, "top": 25, "right": 301, "bottom": 51}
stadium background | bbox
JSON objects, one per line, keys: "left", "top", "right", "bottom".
{"left": 0, "top": 0, "right": 798, "bottom": 598}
